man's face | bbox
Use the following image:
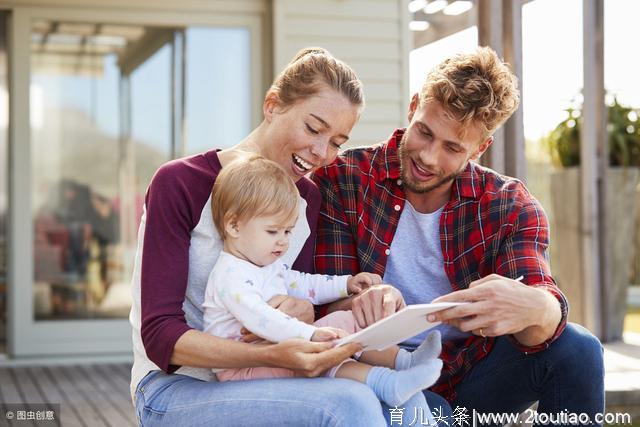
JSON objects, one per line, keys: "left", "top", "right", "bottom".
{"left": 399, "top": 99, "right": 491, "bottom": 195}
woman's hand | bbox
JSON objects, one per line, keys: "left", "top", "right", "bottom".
{"left": 269, "top": 295, "right": 315, "bottom": 324}
{"left": 351, "top": 284, "right": 405, "bottom": 328}
{"left": 263, "top": 339, "right": 363, "bottom": 377}
{"left": 240, "top": 295, "right": 314, "bottom": 342}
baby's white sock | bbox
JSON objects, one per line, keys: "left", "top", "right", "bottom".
{"left": 395, "top": 330, "right": 442, "bottom": 370}
{"left": 365, "top": 361, "right": 442, "bottom": 407}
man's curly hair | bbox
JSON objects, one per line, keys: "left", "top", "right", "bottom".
{"left": 419, "top": 46, "right": 520, "bottom": 138}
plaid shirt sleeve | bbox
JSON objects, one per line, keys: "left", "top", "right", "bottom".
{"left": 495, "top": 194, "right": 569, "bottom": 353}
{"left": 311, "top": 164, "right": 361, "bottom": 276}
{"left": 311, "top": 164, "right": 362, "bottom": 318}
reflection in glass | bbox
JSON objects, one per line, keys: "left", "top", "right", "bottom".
{"left": 30, "top": 22, "right": 170, "bottom": 320}
{"left": 185, "top": 27, "right": 250, "bottom": 153}
{"left": 32, "top": 23, "right": 125, "bottom": 319}
{"left": 30, "top": 20, "right": 252, "bottom": 321}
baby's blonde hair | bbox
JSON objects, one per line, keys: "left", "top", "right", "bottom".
{"left": 211, "top": 154, "right": 299, "bottom": 239}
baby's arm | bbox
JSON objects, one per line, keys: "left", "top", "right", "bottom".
{"left": 283, "top": 268, "right": 382, "bottom": 305}
{"left": 220, "top": 285, "right": 345, "bottom": 342}
{"left": 217, "top": 278, "right": 319, "bottom": 343}
{"left": 282, "top": 268, "right": 349, "bottom": 305}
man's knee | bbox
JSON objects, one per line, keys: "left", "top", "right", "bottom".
{"left": 423, "top": 390, "right": 453, "bottom": 420}
{"left": 548, "top": 323, "right": 604, "bottom": 372}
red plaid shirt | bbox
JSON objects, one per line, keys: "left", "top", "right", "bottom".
{"left": 311, "top": 128, "right": 568, "bottom": 402}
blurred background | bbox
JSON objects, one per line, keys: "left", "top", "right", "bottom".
{"left": 0, "top": 0, "right": 638, "bottom": 423}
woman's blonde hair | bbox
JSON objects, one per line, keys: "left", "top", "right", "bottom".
{"left": 211, "top": 154, "right": 299, "bottom": 239}
{"left": 419, "top": 46, "right": 520, "bottom": 138}
{"left": 269, "top": 47, "right": 364, "bottom": 109}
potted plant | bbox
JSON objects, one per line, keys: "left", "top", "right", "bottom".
{"left": 544, "top": 96, "right": 640, "bottom": 342}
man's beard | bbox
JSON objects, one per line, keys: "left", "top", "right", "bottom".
{"left": 398, "top": 135, "right": 464, "bottom": 194}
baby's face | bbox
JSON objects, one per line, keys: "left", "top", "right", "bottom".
{"left": 233, "top": 214, "right": 297, "bottom": 267}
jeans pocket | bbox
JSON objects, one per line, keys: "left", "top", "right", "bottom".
{"left": 134, "top": 392, "right": 145, "bottom": 427}
{"left": 137, "top": 371, "right": 183, "bottom": 416}
{"left": 135, "top": 371, "right": 164, "bottom": 415}
{"left": 136, "top": 370, "right": 162, "bottom": 394}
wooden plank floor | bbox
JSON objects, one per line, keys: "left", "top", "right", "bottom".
{"left": 0, "top": 346, "right": 639, "bottom": 427}
{"left": 0, "top": 363, "right": 136, "bottom": 427}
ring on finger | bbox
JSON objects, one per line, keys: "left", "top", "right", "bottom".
{"left": 479, "top": 328, "right": 485, "bottom": 337}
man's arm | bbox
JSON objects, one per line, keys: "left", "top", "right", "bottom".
{"left": 433, "top": 274, "right": 562, "bottom": 346}
{"left": 432, "top": 197, "right": 568, "bottom": 350}
{"left": 512, "top": 283, "right": 562, "bottom": 346}
{"left": 496, "top": 197, "right": 568, "bottom": 347}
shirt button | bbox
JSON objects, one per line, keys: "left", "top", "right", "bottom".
{"left": 397, "top": 179, "right": 402, "bottom": 186}
{"left": 385, "top": 248, "right": 391, "bottom": 256}
{"left": 394, "top": 204, "right": 401, "bottom": 211}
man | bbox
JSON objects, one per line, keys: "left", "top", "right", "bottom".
{"left": 312, "top": 47, "right": 604, "bottom": 422}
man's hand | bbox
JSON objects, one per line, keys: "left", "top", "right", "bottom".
{"left": 240, "top": 295, "right": 314, "bottom": 343}
{"left": 347, "top": 272, "right": 382, "bottom": 294}
{"left": 352, "top": 284, "right": 406, "bottom": 328}
{"left": 263, "top": 339, "right": 363, "bottom": 377}
{"left": 429, "top": 274, "right": 561, "bottom": 345}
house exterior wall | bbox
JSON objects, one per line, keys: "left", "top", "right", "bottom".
{"left": 0, "top": 0, "right": 411, "bottom": 358}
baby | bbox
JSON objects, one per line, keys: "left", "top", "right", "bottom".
{"left": 202, "top": 154, "right": 442, "bottom": 408}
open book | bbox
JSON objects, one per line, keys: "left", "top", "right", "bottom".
{"left": 335, "top": 302, "right": 467, "bottom": 351}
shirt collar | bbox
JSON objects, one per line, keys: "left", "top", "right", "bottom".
{"left": 452, "top": 161, "right": 483, "bottom": 200}
{"left": 380, "top": 128, "right": 483, "bottom": 201}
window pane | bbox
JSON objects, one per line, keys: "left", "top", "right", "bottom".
{"left": 184, "top": 27, "right": 251, "bottom": 154}
{"left": 30, "top": 22, "right": 172, "bottom": 320}
{"left": 130, "top": 42, "right": 172, "bottom": 184}
{"left": 30, "top": 20, "right": 253, "bottom": 321}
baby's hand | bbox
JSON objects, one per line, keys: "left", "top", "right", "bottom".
{"left": 311, "top": 327, "right": 349, "bottom": 342}
{"left": 347, "top": 272, "right": 383, "bottom": 295}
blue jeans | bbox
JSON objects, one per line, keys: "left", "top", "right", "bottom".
{"left": 452, "top": 323, "right": 604, "bottom": 426}
{"left": 134, "top": 370, "right": 439, "bottom": 426}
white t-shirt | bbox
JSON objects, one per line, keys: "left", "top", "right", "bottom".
{"left": 202, "top": 250, "right": 349, "bottom": 371}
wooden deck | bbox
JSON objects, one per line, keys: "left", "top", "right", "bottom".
{"left": 0, "top": 340, "right": 638, "bottom": 427}
{"left": 0, "top": 363, "right": 136, "bottom": 427}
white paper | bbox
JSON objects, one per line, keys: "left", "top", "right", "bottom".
{"left": 335, "top": 302, "right": 467, "bottom": 351}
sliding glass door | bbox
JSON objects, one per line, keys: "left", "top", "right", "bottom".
{"left": 8, "top": 5, "right": 262, "bottom": 357}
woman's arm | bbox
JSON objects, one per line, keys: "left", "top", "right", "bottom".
{"left": 171, "top": 330, "right": 362, "bottom": 377}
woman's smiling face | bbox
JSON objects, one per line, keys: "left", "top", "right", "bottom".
{"left": 261, "top": 85, "right": 360, "bottom": 180}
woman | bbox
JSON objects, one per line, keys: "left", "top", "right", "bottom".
{"left": 130, "top": 47, "right": 419, "bottom": 426}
